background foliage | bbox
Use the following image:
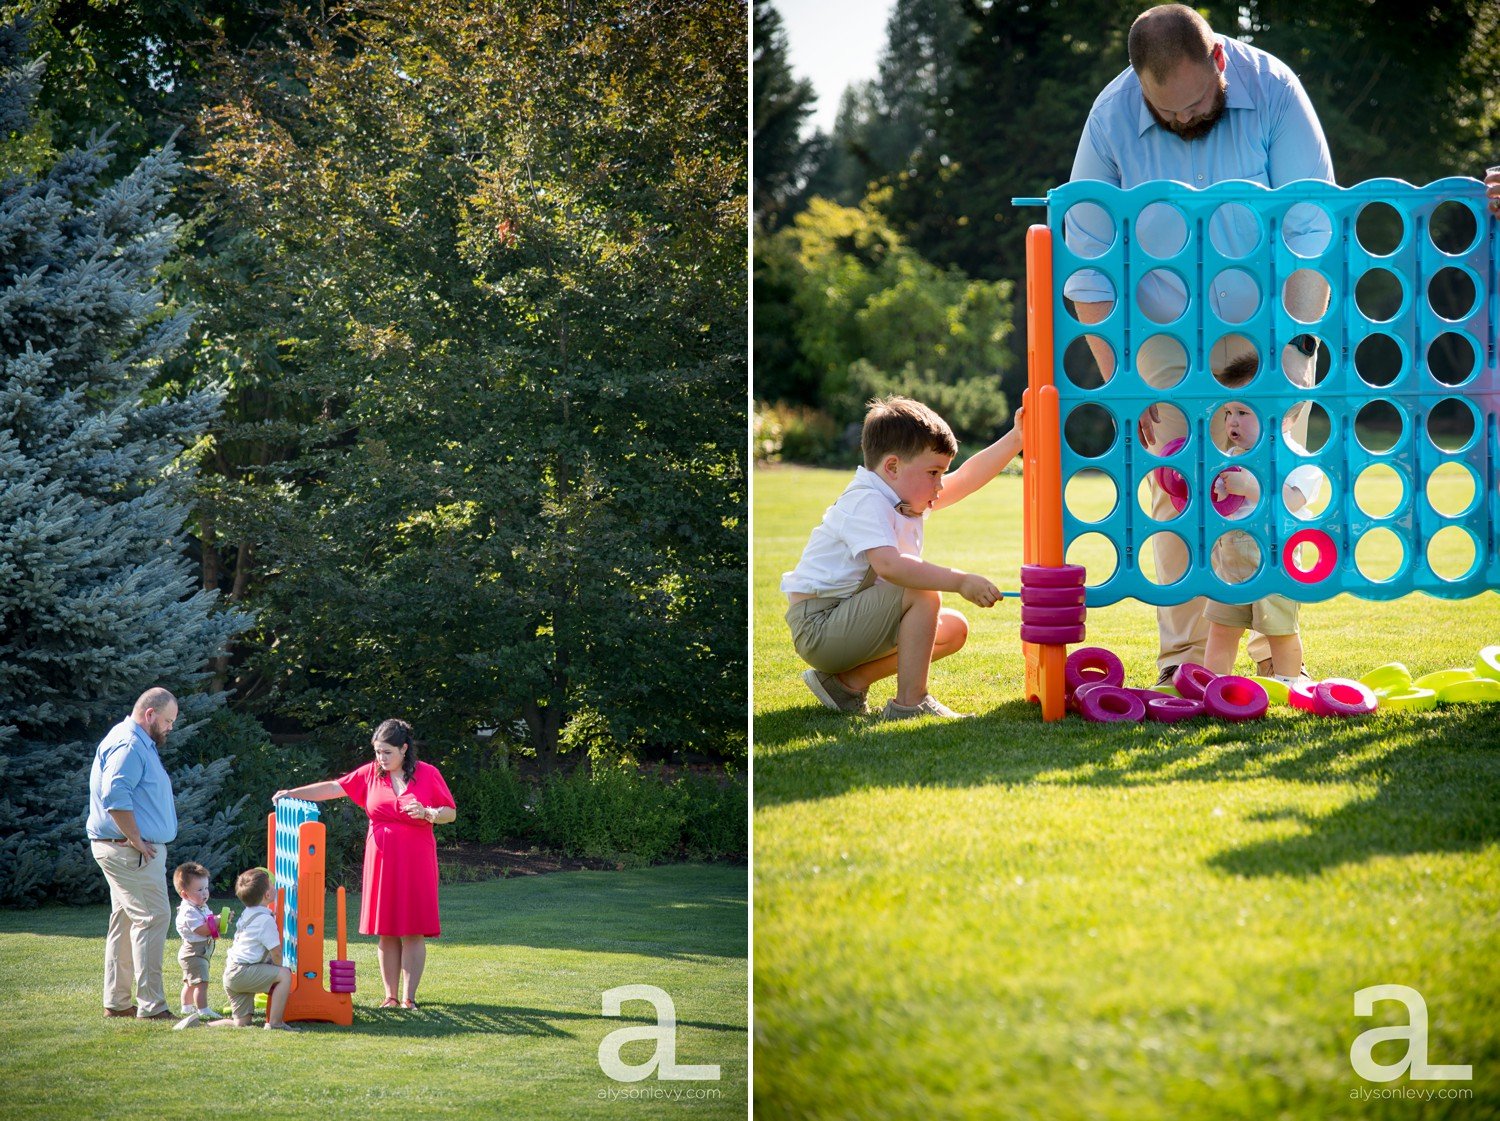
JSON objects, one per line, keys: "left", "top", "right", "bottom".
{"left": 753, "top": 0, "right": 1500, "bottom": 451}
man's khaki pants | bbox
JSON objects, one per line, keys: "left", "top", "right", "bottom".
{"left": 1136, "top": 334, "right": 1317, "bottom": 672}
{"left": 91, "top": 839, "right": 170, "bottom": 1017}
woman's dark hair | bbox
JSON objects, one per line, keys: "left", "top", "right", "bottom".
{"left": 373, "top": 718, "right": 417, "bottom": 783}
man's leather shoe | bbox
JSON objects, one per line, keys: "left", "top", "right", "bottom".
{"left": 140, "top": 1009, "right": 176, "bottom": 1021}
{"left": 103, "top": 1006, "right": 137, "bottom": 1017}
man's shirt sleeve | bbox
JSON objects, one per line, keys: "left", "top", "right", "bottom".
{"left": 97, "top": 741, "right": 143, "bottom": 813}
{"left": 1267, "top": 71, "right": 1335, "bottom": 186}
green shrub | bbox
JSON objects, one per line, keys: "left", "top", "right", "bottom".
{"left": 681, "top": 771, "right": 747, "bottom": 861}
{"left": 532, "top": 765, "right": 688, "bottom": 865}
{"left": 754, "top": 401, "right": 844, "bottom": 465}
{"left": 449, "top": 762, "right": 532, "bottom": 845}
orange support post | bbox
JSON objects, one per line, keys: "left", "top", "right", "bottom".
{"left": 1022, "top": 223, "right": 1069, "bottom": 722}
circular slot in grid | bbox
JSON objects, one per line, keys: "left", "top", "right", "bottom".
{"left": 1355, "top": 399, "right": 1403, "bottom": 454}
{"left": 1284, "top": 402, "right": 1330, "bottom": 455}
{"left": 1355, "top": 268, "right": 1404, "bottom": 323}
{"left": 1284, "top": 465, "right": 1332, "bottom": 520}
{"left": 1429, "top": 200, "right": 1479, "bottom": 255}
{"left": 1354, "top": 333, "right": 1403, "bottom": 388}
{"left": 1064, "top": 403, "right": 1117, "bottom": 458}
{"left": 1139, "top": 531, "right": 1190, "bottom": 586}
{"left": 1210, "top": 530, "right": 1261, "bottom": 585}
{"left": 1356, "top": 201, "right": 1404, "bottom": 255}
{"left": 1210, "top": 465, "right": 1258, "bottom": 520}
{"left": 1428, "top": 526, "right": 1479, "bottom": 582}
{"left": 1210, "top": 333, "right": 1259, "bottom": 388}
{"left": 1212, "top": 401, "right": 1262, "bottom": 455}
{"left": 1282, "top": 268, "right": 1330, "bottom": 324}
{"left": 1065, "top": 532, "right": 1119, "bottom": 586}
{"left": 1209, "top": 268, "right": 1259, "bottom": 325}
{"left": 1139, "top": 402, "right": 1187, "bottom": 455}
{"left": 1063, "top": 334, "right": 1114, "bottom": 389}
{"left": 1284, "top": 529, "right": 1337, "bottom": 583}
{"left": 1355, "top": 528, "right": 1405, "bottom": 583}
{"left": 1428, "top": 267, "right": 1478, "bottom": 322}
{"left": 1065, "top": 468, "right": 1118, "bottom": 524}
{"left": 1064, "top": 201, "right": 1115, "bottom": 258}
{"left": 1427, "top": 461, "right": 1479, "bottom": 518}
{"left": 1137, "top": 268, "right": 1187, "bottom": 324}
{"left": 1427, "top": 397, "right": 1477, "bottom": 453}
{"left": 1209, "top": 202, "right": 1261, "bottom": 259}
{"left": 1353, "top": 464, "right": 1404, "bottom": 519}
{"left": 1428, "top": 332, "right": 1477, "bottom": 387}
{"left": 1064, "top": 270, "right": 1116, "bottom": 322}
{"left": 1280, "top": 335, "right": 1330, "bottom": 388}
{"left": 1281, "top": 202, "right": 1333, "bottom": 258}
{"left": 1138, "top": 472, "right": 1188, "bottom": 521}
{"left": 1136, "top": 201, "right": 1188, "bottom": 258}
{"left": 1135, "top": 333, "right": 1188, "bottom": 390}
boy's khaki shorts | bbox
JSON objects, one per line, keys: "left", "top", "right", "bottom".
{"left": 1203, "top": 594, "right": 1299, "bottom": 636}
{"left": 223, "top": 960, "right": 284, "bottom": 1021}
{"left": 787, "top": 580, "right": 906, "bottom": 674}
{"left": 178, "top": 939, "right": 213, "bottom": 987}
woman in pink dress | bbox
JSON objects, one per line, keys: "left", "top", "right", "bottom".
{"left": 273, "top": 719, "right": 457, "bottom": 1008}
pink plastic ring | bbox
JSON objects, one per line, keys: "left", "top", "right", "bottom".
{"left": 1078, "top": 685, "right": 1147, "bottom": 723}
{"left": 1021, "top": 623, "right": 1087, "bottom": 645}
{"left": 1069, "top": 680, "right": 1114, "bottom": 713}
{"left": 1022, "top": 604, "right": 1087, "bottom": 628}
{"left": 1284, "top": 528, "right": 1337, "bottom": 584}
{"left": 1020, "top": 563, "right": 1087, "bottom": 588}
{"left": 1211, "top": 467, "right": 1248, "bottom": 517}
{"left": 1289, "top": 680, "right": 1318, "bottom": 711}
{"left": 1172, "top": 663, "right": 1217, "bottom": 701}
{"left": 1312, "top": 678, "right": 1377, "bottom": 717}
{"left": 1064, "top": 646, "right": 1124, "bottom": 694}
{"left": 1019, "top": 586, "right": 1087, "bottom": 607}
{"left": 1146, "top": 696, "right": 1204, "bottom": 723}
{"left": 1202, "top": 675, "right": 1269, "bottom": 722}
{"left": 1126, "top": 687, "right": 1168, "bottom": 705}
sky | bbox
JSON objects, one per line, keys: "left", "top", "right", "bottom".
{"left": 776, "top": 0, "right": 897, "bottom": 136}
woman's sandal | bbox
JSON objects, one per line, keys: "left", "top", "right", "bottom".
{"left": 380, "top": 997, "right": 400, "bottom": 1008}
{"left": 402, "top": 999, "right": 419, "bottom": 1010}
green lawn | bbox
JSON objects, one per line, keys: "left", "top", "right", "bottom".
{"left": 754, "top": 465, "right": 1500, "bottom": 1121}
{"left": 0, "top": 865, "right": 746, "bottom": 1120}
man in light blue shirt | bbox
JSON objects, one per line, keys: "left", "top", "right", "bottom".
{"left": 1064, "top": 3, "right": 1334, "bottom": 683}
{"left": 87, "top": 687, "right": 180, "bottom": 1019}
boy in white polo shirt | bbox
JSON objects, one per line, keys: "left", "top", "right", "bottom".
{"left": 781, "top": 396, "right": 1023, "bottom": 720}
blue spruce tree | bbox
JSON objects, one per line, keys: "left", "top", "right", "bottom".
{"left": 0, "top": 20, "right": 250, "bottom": 905}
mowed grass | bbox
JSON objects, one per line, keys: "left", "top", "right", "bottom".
{"left": 754, "top": 464, "right": 1500, "bottom": 1121}
{"left": 0, "top": 865, "right": 746, "bottom": 1120}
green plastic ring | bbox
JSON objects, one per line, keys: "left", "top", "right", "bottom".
{"left": 1247, "top": 676, "right": 1290, "bottom": 705}
{"left": 1413, "top": 668, "right": 1477, "bottom": 692}
{"left": 1375, "top": 687, "right": 1436, "bottom": 712}
{"left": 1475, "top": 646, "right": 1500, "bottom": 682}
{"left": 1360, "top": 663, "right": 1411, "bottom": 692}
{"left": 1437, "top": 679, "right": 1500, "bottom": 704}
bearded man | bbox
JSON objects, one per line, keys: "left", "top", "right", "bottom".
{"left": 86, "top": 687, "right": 181, "bottom": 1020}
{"left": 1065, "top": 3, "right": 1333, "bottom": 685}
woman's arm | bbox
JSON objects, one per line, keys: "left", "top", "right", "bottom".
{"left": 272, "top": 780, "right": 345, "bottom": 803}
{"left": 402, "top": 801, "right": 457, "bottom": 825}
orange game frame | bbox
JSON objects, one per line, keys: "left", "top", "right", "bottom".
{"left": 1022, "top": 223, "right": 1069, "bottom": 723}
{"left": 266, "top": 812, "right": 354, "bottom": 1025}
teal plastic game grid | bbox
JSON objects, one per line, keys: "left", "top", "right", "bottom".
{"left": 273, "top": 797, "right": 319, "bottom": 975}
{"left": 1035, "top": 177, "right": 1496, "bottom": 606}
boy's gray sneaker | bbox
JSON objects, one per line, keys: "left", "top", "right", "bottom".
{"left": 882, "top": 695, "right": 972, "bottom": 721}
{"left": 803, "top": 669, "right": 869, "bottom": 714}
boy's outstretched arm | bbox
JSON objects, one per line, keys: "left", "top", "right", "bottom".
{"left": 931, "top": 407, "right": 1024, "bottom": 512}
{"left": 866, "top": 546, "right": 1001, "bottom": 608}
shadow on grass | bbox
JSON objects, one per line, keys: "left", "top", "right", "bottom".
{"left": 329, "top": 1001, "right": 744, "bottom": 1038}
{"left": 755, "top": 697, "right": 1500, "bottom": 878}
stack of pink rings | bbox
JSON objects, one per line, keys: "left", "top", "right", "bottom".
{"left": 1019, "top": 563, "right": 1087, "bottom": 646}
